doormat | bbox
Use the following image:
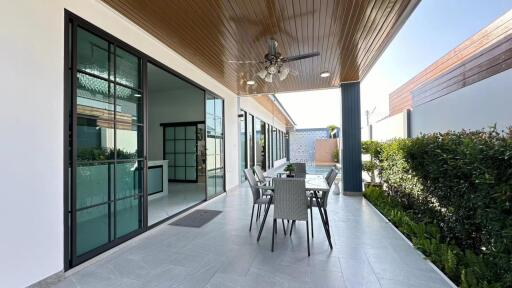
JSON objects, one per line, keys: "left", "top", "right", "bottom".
{"left": 169, "top": 209, "right": 222, "bottom": 228}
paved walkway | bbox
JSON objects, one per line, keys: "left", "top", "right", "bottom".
{"left": 46, "top": 182, "right": 453, "bottom": 288}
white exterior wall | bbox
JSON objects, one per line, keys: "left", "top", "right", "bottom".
{"left": 411, "top": 68, "right": 512, "bottom": 136}
{"left": 239, "top": 97, "right": 287, "bottom": 132}
{"left": 371, "top": 111, "right": 409, "bottom": 142}
{"left": 0, "top": 1, "right": 286, "bottom": 286}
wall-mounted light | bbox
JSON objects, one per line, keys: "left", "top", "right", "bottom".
{"left": 246, "top": 80, "right": 256, "bottom": 85}
{"left": 320, "top": 71, "right": 331, "bottom": 78}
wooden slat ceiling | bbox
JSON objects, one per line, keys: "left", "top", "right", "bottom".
{"left": 102, "top": 0, "right": 418, "bottom": 97}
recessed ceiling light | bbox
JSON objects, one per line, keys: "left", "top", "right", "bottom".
{"left": 247, "top": 80, "right": 256, "bottom": 85}
{"left": 320, "top": 71, "right": 331, "bottom": 78}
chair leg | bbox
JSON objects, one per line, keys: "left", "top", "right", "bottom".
{"left": 310, "top": 201, "right": 314, "bottom": 238}
{"left": 282, "top": 219, "right": 286, "bottom": 236}
{"left": 306, "top": 220, "right": 310, "bottom": 257}
{"left": 290, "top": 220, "right": 295, "bottom": 236}
{"left": 256, "top": 205, "right": 261, "bottom": 221}
{"left": 271, "top": 219, "right": 276, "bottom": 252}
{"left": 324, "top": 208, "right": 330, "bottom": 228}
{"left": 249, "top": 204, "right": 255, "bottom": 231}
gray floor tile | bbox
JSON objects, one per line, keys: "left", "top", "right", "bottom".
{"left": 48, "top": 182, "right": 452, "bottom": 288}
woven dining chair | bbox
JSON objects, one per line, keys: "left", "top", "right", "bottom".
{"left": 307, "top": 167, "right": 337, "bottom": 237}
{"left": 254, "top": 166, "right": 271, "bottom": 184}
{"left": 291, "top": 162, "right": 306, "bottom": 178}
{"left": 253, "top": 166, "right": 273, "bottom": 198}
{"left": 244, "top": 168, "right": 272, "bottom": 232}
{"left": 272, "top": 178, "right": 310, "bottom": 256}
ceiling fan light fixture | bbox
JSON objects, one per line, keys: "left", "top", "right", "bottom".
{"left": 257, "top": 69, "right": 267, "bottom": 79}
{"left": 320, "top": 71, "right": 331, "bottom": 78}
{"left": 246, "top": 80, "right": 256, "bottom": 85}
{"left": 264, "top": 73, "right": 273, "bottom": 83}
{"left": 279, "top": 66, "right": 290, "bottom": 81}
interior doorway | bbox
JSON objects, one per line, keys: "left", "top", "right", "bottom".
{"left": 147, "top": 63, "right": 207, "bottom": 226}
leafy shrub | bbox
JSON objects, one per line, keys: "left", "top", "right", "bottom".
{"left": 361, "top": 140, "right": 382, "bottom": 183}
{"left": 364, "top": 187, "right": 493, "bottom": 287}
{"left": 367, "top": 127, "right": 512, "bottom": 287}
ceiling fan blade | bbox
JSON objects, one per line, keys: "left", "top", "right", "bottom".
{"left": 227, "top": 60, "right": 263, "bottom": 64}
{"left": 267, "top": 38, "right": 278, "bottom": 57}
{"left": 282, "top": 52, "right": 320, "bottom": 62}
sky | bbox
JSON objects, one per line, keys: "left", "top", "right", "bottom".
{"left": 277, "top": 1, "right": 511, "bottom": 129}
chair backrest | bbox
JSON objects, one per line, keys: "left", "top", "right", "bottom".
{"left": 293, "top": 172, "right": 307, "bottom": 179}
{"left": 244, "top": 168, "right": 261, "bottom": 203}
{"left": 323, "top": 168, "right": 337, "bottom": 208}
{"left": 253, "top": 166, "right": 266, "bottom": 183}
{"left": 273, "top": 178, "right": 308, "bottom": 221}
{"left": 326, "top": 168, "right": 337, "bottom": 187}
{"left": 291, "top": 162, "right": 306, "bottom": 174}
{"left": 324, "top": 168, "right": 334, "bottom": 183}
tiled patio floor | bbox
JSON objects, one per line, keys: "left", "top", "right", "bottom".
{"left": 45, "top": 182, "right": 453, "bottom": 288}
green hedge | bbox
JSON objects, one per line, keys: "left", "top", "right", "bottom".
{"left": 365, "top": 128, "right": 512, "bottom": 287}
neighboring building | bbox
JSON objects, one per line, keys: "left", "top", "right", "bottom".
{"left": 388, "top": 10, "right": 512, "bottom": 136}
{"left": 289, "top": 128, "right": 339, "bottom": 165}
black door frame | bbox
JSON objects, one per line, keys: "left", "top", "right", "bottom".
{"left": 160, "top": 121, "right": 203, "bottom": 183}
{"left": 64, "top": 10, "right": 226, "bottom": 270}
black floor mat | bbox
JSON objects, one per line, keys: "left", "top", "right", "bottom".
{"left": 169, "top": 209, "right": 222, "bottom": 228}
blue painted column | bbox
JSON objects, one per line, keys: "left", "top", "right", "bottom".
{"left": 341, "top": 82, "right": 363, "bottom": 195}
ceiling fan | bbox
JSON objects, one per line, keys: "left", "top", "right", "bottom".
{"left": 229, "top": 38, "right": 320, "bottom": 83}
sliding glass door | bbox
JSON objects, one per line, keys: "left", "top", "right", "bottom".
{"left": 68, "top": 22, "right": 144, "bottom": 266}
{"left": 254, "top": 117, "right": 266, "bottom": 170}
{"left": 206, "top": 93, "right": 225, "bottom": 198}
{"left": 66, "top": 13, "right": 227, "bottom": 269}
{"left": 239, "top": 110, "right": 247, "bottom": 183}
{"left": 163, "top": 124, "right": 198, "bottom": 182}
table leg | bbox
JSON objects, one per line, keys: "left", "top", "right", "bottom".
{"left": 313, "top": 191, "right": 332, "bottom": 249}
{"left": 257, "top": 196, "right": 272, "bottom": 242}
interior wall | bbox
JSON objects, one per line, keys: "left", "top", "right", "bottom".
{"left": 148, "top": 87, "right": 205, "bottom": 161}
{"left": 411, "top": 68, "right": 512, "bottom": 136}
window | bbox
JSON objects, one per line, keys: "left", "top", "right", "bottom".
{"left": 272, "top": 127, "right": 277, "bottom": 164}
{"left": 206, "top": 93, "right": 224, "bottom": 198}
{"left": 247, "top": 114, "right": 254, "bottom": 168}
{"left": 254, "top": 117, "right": 266, "bottom": 170}
{"left": 239, "top": 110, "right": 246, "bottom": 182}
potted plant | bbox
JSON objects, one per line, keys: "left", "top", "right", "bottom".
{"left": 283, "top": 163, "right": 295, "bottom": 178}
{"left": 361, "top": 140, "right": 383, "bottom": 189}
{"left": 332, "top": 147, "right": 339, "bottom": 163}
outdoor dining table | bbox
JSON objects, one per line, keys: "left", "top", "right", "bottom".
{"left": 255, "top": 174, "right": 333, "bottom": 249}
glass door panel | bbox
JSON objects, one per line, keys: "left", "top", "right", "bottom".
{"left": 70, "top": 24, "right": 144, "bottom": 265}
{"left": 163, "top": 124, "right": 198, "bottom": 182}
{"left": 239, "top": 111, "right": 246, "bottom": 182}
{"left": 206, "top": 93, "right": 225, "bottom": 198}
